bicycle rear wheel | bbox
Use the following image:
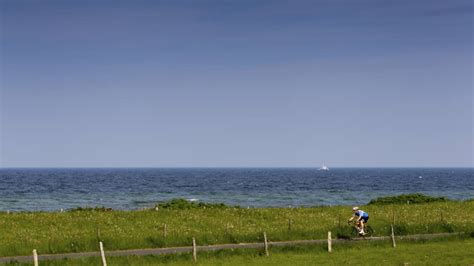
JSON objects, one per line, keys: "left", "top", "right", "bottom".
{"left": 364, "top": 226, "right": 374, "bottom": 237}
{"left": 351, "top": 225, "right": 374, "bottom": 238}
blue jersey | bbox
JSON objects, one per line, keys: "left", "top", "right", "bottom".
{"left": 355, "top": 210, "right": 369, "bottom": 218}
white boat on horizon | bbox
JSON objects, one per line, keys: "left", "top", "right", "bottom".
{"left": 319, "top": 165, "right": 330, "bottom": 171}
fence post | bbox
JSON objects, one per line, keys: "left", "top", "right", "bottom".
{"left": 392, "top": 208, "right": 395, "bottom": 225}
{"left": 192, "top": 237, "right": 197, "bottom": 262}
{"left": 327, "top": 231, "right": 332, "bottom": 252}
{"left": 288, "top": 219, "right": 292, "bottom": 231}
{"left": 163, "top": 224, "right": 167, "bottom": 238}
{"left": 99, "top": 241, "right": 107, "bottom": 266}
{"left": 33, "top": 249, "right": 38, "bottom": 266}
{"left": 391, "top": 225, "right": 397, "bottom": 248}
{"left": 263, "top": 232, "right": 269, "bottom": 256}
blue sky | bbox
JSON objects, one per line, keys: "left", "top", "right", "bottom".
{"left": 0, "top": 0, "right": 472, "bottom": 167}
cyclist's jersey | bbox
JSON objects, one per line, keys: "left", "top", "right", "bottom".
{"left": 354, "top": 210, "right": 369, "bottom": 218}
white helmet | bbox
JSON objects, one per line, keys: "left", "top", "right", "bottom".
{"left": 352, "top": 206, "right": 359, "bottom": 211}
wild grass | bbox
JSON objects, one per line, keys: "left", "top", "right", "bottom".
{"left": 0, "top": 200, "right": 473, "bottom": 257}
{"left": 4, "top": 237, "right": 474, "bottom": 265}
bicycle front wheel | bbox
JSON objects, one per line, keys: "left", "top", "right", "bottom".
{"left": 350, "top": 227, "right": 360, "bottom": 237}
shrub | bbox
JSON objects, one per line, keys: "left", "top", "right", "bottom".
{"left": 68, "top": 206, "right": 113, "bottom": 212}
{"left": 155, "top": 199, "right": 231, "bottom": 210}
{"left": 368, "top": 193, "right": 450, "bottom": 205}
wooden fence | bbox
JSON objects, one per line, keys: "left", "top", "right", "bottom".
{"left": 0, "top": 231, "right": 462, "bottom": 264}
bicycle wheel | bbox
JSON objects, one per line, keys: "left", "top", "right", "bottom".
{"left": 364, "top": 226, "right": 374, "bottom": 237}
{"left": 350, "top": 227, "right": 360, "bottom": 237}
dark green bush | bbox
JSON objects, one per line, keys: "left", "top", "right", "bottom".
{"left": 155, "top": 198, "right": 231, "bottom": 210}
{"left": 368, "top": 193, "right": 450, "bottom": 205}
{"left": 68, "top": 206, "right": 113, "bottom": 212}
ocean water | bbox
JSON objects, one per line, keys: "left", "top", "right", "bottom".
{"left": 0, "top": 168, "right": 472, "bottom": 211}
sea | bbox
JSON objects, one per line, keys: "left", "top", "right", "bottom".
{"left": 0, "top": 168, "right": 472, "bottom": 211}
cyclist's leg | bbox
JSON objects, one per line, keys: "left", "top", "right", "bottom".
{"left": 360, "top": 217, "right": 369, "bottom": 234}
{"left": 351, "top": 222, "right": 361, "bottom": 237}
{"left": 359, "top": 220, "right": 365, "bottom": 233}
{"left": 354, "top": 221, "right": 360, "bottom": 233}
{"left": 355, "top": 220, "right": 363, "bottom": 234}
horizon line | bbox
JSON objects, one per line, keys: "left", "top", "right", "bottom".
{"left": 0, "top": 166, "right": 473, "bottom": 169}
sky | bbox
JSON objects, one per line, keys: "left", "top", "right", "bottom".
{"left": 0, "top": 0, "right": 472, "bottom": 167}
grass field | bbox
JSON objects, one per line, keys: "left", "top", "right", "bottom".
{"left": 1, "top": 200, "right": 473, "bottom": 257}
{"left": 4, "top": 237, "right": 474, "bottom": 265}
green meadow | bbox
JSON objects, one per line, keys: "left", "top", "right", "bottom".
{"left": 4, "top": 237, "right": 474, "bottom": 265}
{"left": 1, "top": 196, "right": 473, "bottom": 258}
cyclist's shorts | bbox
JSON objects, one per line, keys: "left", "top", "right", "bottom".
{"left": 361, "top": 216, "right": 369, "bottom": 223}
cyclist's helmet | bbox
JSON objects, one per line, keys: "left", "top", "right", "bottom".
{"left": 352, "top": 206, "right": 359, "bottom": 211}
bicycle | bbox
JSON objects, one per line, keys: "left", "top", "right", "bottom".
{"left": 348, "top": 220, "right": 374, "bottom": 238}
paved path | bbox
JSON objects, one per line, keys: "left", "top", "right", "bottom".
{"left": 0, "top": 232, "right": 462, "bottom": 264}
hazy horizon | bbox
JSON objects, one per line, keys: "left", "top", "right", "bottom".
{"left": 1, "top": 0, "right": 473, "bottom": 168}
{"left": 0, "top": 165, "right": 473, "bottom": 169}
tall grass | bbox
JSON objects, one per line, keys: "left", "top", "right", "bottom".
{"left": 0, "top": 201, "right": 473, "bottom": 257}
{"left": 4, "top": 237, "right": 474, "bottom": 265}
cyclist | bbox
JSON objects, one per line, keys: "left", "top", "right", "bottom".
{"left": 348, "top": 206, "right": 369, "bottom": 235}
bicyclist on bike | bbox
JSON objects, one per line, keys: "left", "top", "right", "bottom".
{"left": 348, "top": 206, "right": 369, "bottom": 235}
